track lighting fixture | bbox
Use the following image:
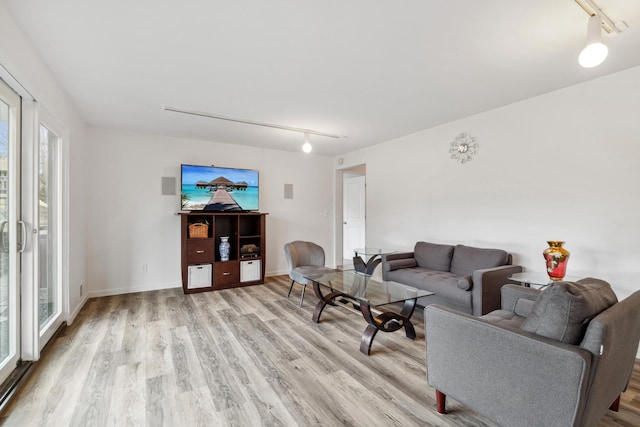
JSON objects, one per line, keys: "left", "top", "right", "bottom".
{"left": 162, "top": 105, "right": 343, "bottom": 154}
{"left": 574, "top": 0, "right": 627, "bottom": 69}
{"left": 579, "top": 15, "right": 608, "bottom": 68}
{"left": 302, "top": 133, "right": 312, "bottom": 153}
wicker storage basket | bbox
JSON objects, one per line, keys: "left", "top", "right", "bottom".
{"left": 188, "top": 223, "right": 209, "bottom": 239}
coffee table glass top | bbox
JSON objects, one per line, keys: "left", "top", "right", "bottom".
{"left": 304, "top": 270, "right": 432, "bottom": 308}
{"left": 353, "top": 248, "right": 395, "bottom": 256}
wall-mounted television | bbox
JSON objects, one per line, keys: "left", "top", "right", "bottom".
{"left": 181, "top": 164, "right": 259, "bottom": 212}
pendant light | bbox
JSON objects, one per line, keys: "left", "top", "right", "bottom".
{"left": 579, "top": 15, "right": 608, "bottom": 68}
{"left": 302, "top": 133, "right": 312, "bottom": 153}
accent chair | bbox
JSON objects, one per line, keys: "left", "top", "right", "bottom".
{"left": 283, "top": 241, "right": 334, "bottom": 306}
{"left": 424, "top": 280, "right": 640, "bottom": 427}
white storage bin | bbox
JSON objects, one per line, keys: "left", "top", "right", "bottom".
{"left": 188, "top": 264, "right": 212, "bottom": 289}
{"left": 240, "top": 260, "right": 261, "bottom": 282}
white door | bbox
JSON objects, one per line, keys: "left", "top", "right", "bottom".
{"left": 343, "top": 175, "right": 366, "bottom": 261}
{"left": 0, "top": 79, "right": 21, "bottom": 383}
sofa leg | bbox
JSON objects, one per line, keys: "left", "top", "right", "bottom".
{"left": 609, "top": 395, "right": 620, "bottom": 412}
{"left": 436, "top": 390, "right": 446, "bottom": 414}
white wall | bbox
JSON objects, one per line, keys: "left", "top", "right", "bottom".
{"left": 0, "top": 1, "right": 88, "bottom": 322}
{"left": 337, "top": 65, "right": 640, "bottom": 301}
{"left": 86, "top": 128, "right": 334, "bottom": 296}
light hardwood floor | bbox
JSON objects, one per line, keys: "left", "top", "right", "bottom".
{"left": 1, "top": 276, "right": 639, "bottom": 426}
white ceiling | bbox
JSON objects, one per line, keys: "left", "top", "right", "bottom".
{"left": 4, "top": 0, "right": 640, "bottom": 156}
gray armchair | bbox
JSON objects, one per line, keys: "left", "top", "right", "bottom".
{"left": 283, "top": 241, "right": 334, "bottom": 306}
{"left": 424, "top": 281, "right": 640, "bottom": 427}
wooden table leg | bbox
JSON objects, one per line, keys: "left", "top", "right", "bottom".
{"left": 311, "top": 280, "right": 340, "bottom": 323}
{"left": 358, "top": 298, "right": 418, "bottom": 355}
{"left": 352, "top": 254, "right": 382, "bottom": 275}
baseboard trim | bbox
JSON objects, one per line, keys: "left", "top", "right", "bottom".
{"left": 266, "top": 270, "right": 289, "bottom": 277}
{"left": 88, "top": 282, "right": 181, "bottom": 298}
{"left": 67, "top": 294, "right": 89, "bottom": 326}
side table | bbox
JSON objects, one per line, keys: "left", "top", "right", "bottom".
{"left": 509, "top": 272, "right": 582, "bottom": 289}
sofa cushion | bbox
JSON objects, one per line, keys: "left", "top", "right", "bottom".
{"left": 413, "top": 242, "right": 454, "bottom": 272}
{"left": 481, "top": 310, "right": 526, "bottom": 329}
{"left": 385, "top": 267, "right": 471, "bottom": 307}
{"left": 520, "top": 278, "right": 617, "bottom": 344}
{"left": 449, "top": 244, "right": 509, "bottom": 277}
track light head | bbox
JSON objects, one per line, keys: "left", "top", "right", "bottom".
{"left": 302, "top": 133, "right": 312, "bottom": 153}
{"left": 579, "top": 15, "right": 608, "bottom": 68}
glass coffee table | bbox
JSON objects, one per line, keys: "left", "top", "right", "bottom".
{"left": 304, "top": 270, "right": 433, "bottom": 355}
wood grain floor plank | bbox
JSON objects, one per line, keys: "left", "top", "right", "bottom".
{"left": 2, "top": 277, "right": 639, "bottom": 427}
{"left": 146, "top": 374, "right": 180, "bottom": 427}
{"left": 176, "top": 386, "right": 223, "bottom": 427}
{"left": 107, "top": 362, "right": 146, "bottom": 426}
{"left": 196, "top": 298, "right": 300, "bottom": 426}
{"left": 175, "top": 294, "right": 248, "bottom": 413}
{"left": 170, "top": 325, "right": 208, "bottom": 393}
{"left": 144, "top": 320, "right": 172, "bottom": 380}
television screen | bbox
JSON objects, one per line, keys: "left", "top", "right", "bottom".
{"left": 181, "top": 164, "right": 259, "bottom": 212}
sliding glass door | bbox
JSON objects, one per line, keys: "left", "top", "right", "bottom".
{"left": 0, "top": 79, "right": 21, "bottom": 384}
{"left": 37, "top": 119, "right": 62, "bottom": 346}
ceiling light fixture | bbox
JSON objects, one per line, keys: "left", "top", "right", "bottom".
{"left": 162, "top": 105, "right": 343, "bottom": 153}
{"left": 302, "top": 133, "right": 312, "bottom": 153}
{"left": 574, "top": 0, "right": 627, "bottom": 68}
{"left": 579, "top": 15, "right": 608, "bottom": 68}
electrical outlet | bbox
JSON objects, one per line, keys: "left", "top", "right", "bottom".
{"left": 142, "top": 264, "right": 148, "bottom": 273}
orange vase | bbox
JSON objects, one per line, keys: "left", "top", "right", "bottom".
{"left": 543, "top": 241, "right": 570, "bottom": 280}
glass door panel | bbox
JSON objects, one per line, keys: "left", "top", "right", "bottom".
{"left": 0, "top": 79, "right": 21, "bottom": 383}
{"left": 38, "top": 123, "right": 61, "bottom": 334}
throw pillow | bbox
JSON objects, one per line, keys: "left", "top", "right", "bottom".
{"left": 520, "top": 278, "right": 617, "bottom": 344}
{"left": 383, "top": 258, "right": 417, "bottom": 272}
{"left": 413, "top": 241, "right": 454, "bottom": 272}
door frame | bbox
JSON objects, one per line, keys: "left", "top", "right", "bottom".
{"left": 335, "top": 164, "right": 366, "bottom": 268}
{"left": 35, "top": 106, "right": 67, "bottom": 349}
{"left": 0, "top": 77, "right": 22, "bottom": 383}
{"left": 0, "top": 64, "right": 50, "bottom": 363}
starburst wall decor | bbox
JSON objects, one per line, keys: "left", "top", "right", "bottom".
{"left": 449, "top": 132, "right": 479, "bottom": 164}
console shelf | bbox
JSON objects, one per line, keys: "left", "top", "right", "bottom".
{"left": 179, "top": 212, "right": 267, "bottom": 293}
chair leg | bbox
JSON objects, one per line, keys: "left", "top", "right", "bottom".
{"left": 609, "top": 395, "right": 621, "bottom": 412}
{"left": 287, "top": 280, "right": 295, "bottom": 298}
{"left": 436, "top": 390, "right": 447, "bottom": 414}
{"left": 299, "top": 284, "right": 306, "bottom": 306}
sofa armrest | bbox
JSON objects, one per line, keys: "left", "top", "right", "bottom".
{"left": 381, "top": 252, "right": 414, "bottom": 280}
{"left": 424, "top": 305, "right": 591, "bottom": 427}
{"left": 500, "top": 284, "right": 540, "bottom": 313}
{"left": 470, "top": 264, "right": 523, "bottom": 316}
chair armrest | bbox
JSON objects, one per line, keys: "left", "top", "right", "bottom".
{"left": 500, "top": 284, "right": 540, "bottom": 312}
{"left": 424, "top": 305, "right": 591, "bottom": 427}
{"left": 471, "top": 264, "right": 523, "bottom": 316}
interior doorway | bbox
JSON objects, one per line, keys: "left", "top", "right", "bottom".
{"left": 337, "top": 164, "right": 366, "bottom": 269}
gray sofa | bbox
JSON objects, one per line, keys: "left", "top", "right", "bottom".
{"left": 425, "top": 281, "right": 640, "bottom": 427}
{"left": 381, "top": 241, "right": 522, "bottom": 316}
